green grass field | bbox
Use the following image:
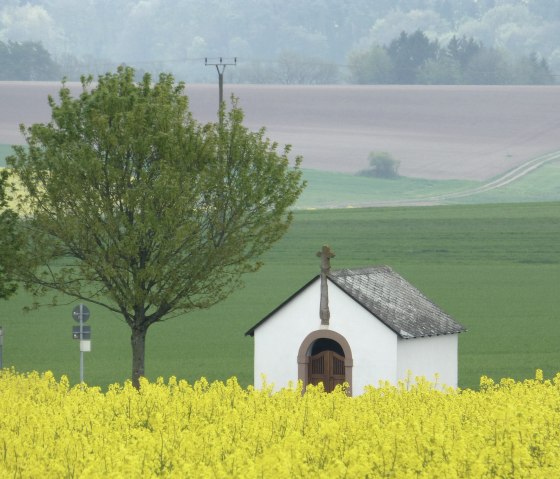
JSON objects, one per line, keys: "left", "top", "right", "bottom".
{"left": 296, "top": 169, "right": 477, "bottom": 208}
{"left": 447, "top": 161, "right": 560, "bottom": 205}
{"left": 2, "top": 143, "right": 559, "bottom": 390}
{"left": 3, "top": 144, "right": 560, "bottom": 206}
{"left": 1, "top": 201, "right": 558, "bottom": 391}
{"left": 296, "top": 162, "right": 560, "bottom": 208}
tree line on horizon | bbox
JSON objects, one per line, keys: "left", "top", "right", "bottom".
{"left": 1, "top": 0, "right": 559, "bottom": 83}
{"left": 2, "top": 30, "right": 556, "bottom": 86}
{"left": 0, "top": 40, "right": 60, "bottom": 81}
{"left": 347, "top": 31, "right": 555, "bottom": 85}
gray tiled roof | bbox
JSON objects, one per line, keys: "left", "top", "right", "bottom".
{"left": 328, "top": 266, "right": 466, "bottom": 339}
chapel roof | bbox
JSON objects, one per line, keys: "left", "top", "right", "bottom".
{"left": 245, "top": 265, "right": 466, "bottom": 339}
{"left": 328, "top": 266, "right": 466, "bottom": 338}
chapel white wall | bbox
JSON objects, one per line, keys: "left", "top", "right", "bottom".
{"left": 396, "top": 334, "right": 459, "bottom": 388}
{"left": 253, "top": 279, "right": 399, "bottom": 393}
{"left": 252, "top": 280, "right": 320, "bottom": 390}
{"left": 327, "top": 282, "right": 398, "bottom": 393}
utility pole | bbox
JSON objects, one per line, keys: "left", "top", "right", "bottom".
{"left": 205, "top": 57, "right": 237, "bottom": 111}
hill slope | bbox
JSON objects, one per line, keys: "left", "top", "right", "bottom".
{"left": 1, "top": 83, "right": 559, "bottom": 180}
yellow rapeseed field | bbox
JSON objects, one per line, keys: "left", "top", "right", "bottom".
{"left": 0, "top": 166, "right": 28, "bottom": 213}
{"left": 1, "top": 369, "right": 559, "bottom": 478}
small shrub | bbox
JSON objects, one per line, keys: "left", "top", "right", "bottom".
{"left": 358, "top": 151, "right": 400, "bottom": 179}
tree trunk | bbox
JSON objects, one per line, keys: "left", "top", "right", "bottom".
{"left": 131, "top": 326, "right": 148, "bottom": 389}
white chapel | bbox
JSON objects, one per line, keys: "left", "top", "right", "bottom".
{"left": 246, "top": 246, "right": 466, "bottom": 395}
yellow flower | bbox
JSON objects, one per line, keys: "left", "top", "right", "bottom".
{"left": 1, "top": 369, "right": 560, "bottom": 477}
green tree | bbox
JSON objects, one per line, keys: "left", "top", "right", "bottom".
{"left": 386, "top": 30, "right": 440, "bottom": 84}
{"left": 463, "top": 47, "right": 511, "bottom": 84}
{"left": 512, "top": 53, "right": 555, "bottom": 85}
{"left": 358, "top": 151, "right": 400, "bottom": 179}
{"left": 446, "top": 35, "right": 482, "bottom": 69}
{"left": 8, "top": 67, "right": 305, "bottom": 388}
{"left": 0, "top": 41, "right": 61, "bottom": 80}
{"left": 347, "top": 45, "right": 394, "bottom": 84}
{"left": 417, "top": 56, "right": 462, "bottom": 84}
{"left": 0, "top": 169, "right": 21, "bottom": 299}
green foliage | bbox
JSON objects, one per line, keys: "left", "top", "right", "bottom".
{"left": 417, "top": 56, "right": 462, "bottom": 85}
{"left": 0, "top": 145, "right": 13, "bottom": 167}
{"left": 0, "top": 169, "right": 22, "bottom": 299}
{"left": 347, "top": 46, "right": 394, "bottom": 84}
{"left": 358, "top": 152, "right": 400, "bottom": 179}
{"left": 387, "top": 31, "right": 440, "bottom": 84}
{"left": 348, "top": 32, "right": 555, "bottom": 85}
{"left": 511, "top": 53, "right": 555, "bottom": 85}
{"left": 7, "top": 66, "right": 305, "bottom": 386}
{"left": 447, "top": 35, "right": 482, "bottom": 68}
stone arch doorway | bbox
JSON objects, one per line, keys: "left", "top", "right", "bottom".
{"left": 309, "top": 338, "right": 346, "bottom": 392}
{"left": 297, "top": 330, "right": 353, "bottom": 395}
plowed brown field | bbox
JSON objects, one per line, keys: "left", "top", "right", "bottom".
{"left": 1, "top": 82, "right": 559, "bottom": 180}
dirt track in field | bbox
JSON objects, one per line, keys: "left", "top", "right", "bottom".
{"left": 344, "top": 150, "right": 560, "bottom": 208}
{"left": 1, "top": 82, "right": 559, "bottom": 181}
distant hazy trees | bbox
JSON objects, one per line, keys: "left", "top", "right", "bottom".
{"left": 347, "top": 46, "right": 394, "bottom": 84}
{"left": 358, "top": 152, "right": 400, "bottom": 179}
{"left": 244, "top": 30, "right": 555, "bottom": 85}
{"left": 348, "top": 31, "right": 555, "bottom": 85}
{"left": 2, "top": 0, "right": 559, "bottom": 83}
{"left": 1, "top": 0, "right": 559, "bottom": 84}
{"left": 2, "top": 32, "right": 555, "bottom": 85}
{"left": 0, "top": 40, "right": 60, "bottom": 80}
{"left": 387, "top": 31, "right": 440, "bottom": 84}
{"left": 237, "top": 51, "right": 339, "bottom": 85}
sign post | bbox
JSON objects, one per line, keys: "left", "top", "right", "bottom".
{"left": 72, "top": 304, "right": 91, "bottom": 383}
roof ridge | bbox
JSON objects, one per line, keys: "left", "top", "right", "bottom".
{"left": 330, "top": 265, "right": 393, "bottom": 276}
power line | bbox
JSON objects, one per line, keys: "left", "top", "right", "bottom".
{"left": 59, "top": 55, "right": 560, "bottom": 85}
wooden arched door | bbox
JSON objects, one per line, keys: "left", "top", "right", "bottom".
{"left": 309, "top": 350, "right": 345, "bottom": 392}
{"left": 308, "top": 338, "right": 345, "bottom": 392}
